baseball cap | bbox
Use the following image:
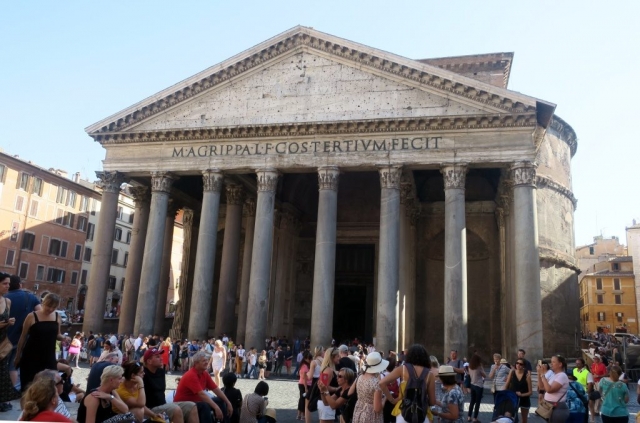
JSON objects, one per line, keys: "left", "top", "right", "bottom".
{"left": 338, "top": 345, "right": 349, "bottom": 353}
{"left": 143, "top": 348, "right": 164, "bottom": 361}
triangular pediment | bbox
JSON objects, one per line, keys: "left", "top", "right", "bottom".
{"left": 130, "top": 51, "right": 492, "bottom": 131}
{"left": 86, "top": 26, "right": 554, "bottom": 137}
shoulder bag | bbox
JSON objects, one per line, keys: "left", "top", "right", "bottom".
{"left": 535, "top": 390, "right": 567, "bottom": 421}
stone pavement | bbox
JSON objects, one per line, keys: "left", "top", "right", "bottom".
{"left": 2, "top": 366, "right": 640, "bottom": 423}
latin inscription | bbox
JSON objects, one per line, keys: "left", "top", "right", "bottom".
{"left": 172, "top": 137, "right": 441, "bottom": 158}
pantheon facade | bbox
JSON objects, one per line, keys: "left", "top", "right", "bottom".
{"left": 83, "top": 26, "right": 579, "bottom": 360}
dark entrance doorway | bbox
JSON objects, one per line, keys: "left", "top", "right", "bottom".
{"left": 333, "top": 244, "right": 375, "bottom": 343}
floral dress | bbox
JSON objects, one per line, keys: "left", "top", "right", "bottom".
{"left": 352, "top": 375, "right": 383, "bottom": 423}
{"left": 440, "top": 385, "right": 464, "bottom": 423}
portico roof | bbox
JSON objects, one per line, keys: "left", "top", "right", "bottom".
{"left": 86, "top": 26, "right": 556, "bottom": 139}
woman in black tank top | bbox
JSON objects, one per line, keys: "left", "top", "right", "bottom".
{"left": 505, "top": 359, "right": 533, "bottom": 423}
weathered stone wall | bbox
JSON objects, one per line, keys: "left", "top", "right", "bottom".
{"left": 417, "top": 202, "right": 500, "bottom": 362}
{"left": 536, "top": 126, "right": 580, "bottom": 356}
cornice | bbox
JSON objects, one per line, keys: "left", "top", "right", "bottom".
{"left": 539, "top": 246, "right": 580, "bottom": 273}
{"left": 536, "top": 175, "right": 578, "bottom": 209}
{"left": 549, "top": 115, "right": 578, "bottom": 157}
{"left": 92, "top": 113, "right": 537, "bottom": 145}
{"left": 87, "top": 29, "right": 541, "bottom": 137}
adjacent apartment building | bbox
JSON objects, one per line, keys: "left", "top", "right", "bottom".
{"left": 579, "top": 256, "right": 637, "bottom": 335}
{"left": 0, "top": 152, "right": 101, "bottom": 310}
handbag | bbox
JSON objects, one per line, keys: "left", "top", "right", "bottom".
{"left": 535, "top": 391, "right": 567, "bottom": 421}
{"left": 0, "top": 338, "right": 12, "bottom": 361}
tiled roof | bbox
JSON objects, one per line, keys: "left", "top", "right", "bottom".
{"left": 586, "top": 270, "right": 634, "bottom": 277}
{"left": 610, "top": 256, "right": 632, "bottom": 262}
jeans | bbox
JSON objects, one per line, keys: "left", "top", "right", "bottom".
{"left": 468, "top": 385, "right": 483, "bottom": 418}
{"left": 293, "top": 360, "right": 302, "bottom": 376}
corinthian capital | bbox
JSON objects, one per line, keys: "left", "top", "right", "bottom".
{"left": 317, "top": 166, "right": 339, "bottom": 191}
{"left": 202, "top": 169, "right": 224, "bottom": 192}
{"left": 128, "top": 186, "right": 150, "bottom": 205}
{"left": 95, "top": 171, "right": 125, "bottom": 194}
{"left": 225, "top": 184, "right": 245, "bottom": 205}
{"left": 256, "top": 168, "right": 279, "bottom": 192}
{"left": 378, "top": 165, "right": 402, "bottom": 190}
{"left": 244, "top": 198, "right": 256, "bottom": 217}
{"left": 511, "top": 162, "right": 537, "bottom": 187}
{"left": 441, "top": 164, "right": 468, "bottom": 190}
{"left": 150, "top": 171, "right": 176, "bottom": 193}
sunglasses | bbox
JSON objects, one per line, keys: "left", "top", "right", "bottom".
{"left": 337, "top": 374, "right": 344, "bottom": 379}
{"left": 516, "top": 362, "right": 524, "bottom": 365}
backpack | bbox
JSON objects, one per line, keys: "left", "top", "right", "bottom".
{"left": 401, "top": 363, "right": 429, "bottom": 423}
{"left": 87, "top": 339, "right": 96, "bottom": 351}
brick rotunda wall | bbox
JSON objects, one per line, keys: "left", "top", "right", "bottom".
{"left": 536, "top": 117, "right": 580, "bottom": 357}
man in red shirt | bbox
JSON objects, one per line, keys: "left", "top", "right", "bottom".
{"left": 175, "top": 351, "right": 233, "bottom": 423}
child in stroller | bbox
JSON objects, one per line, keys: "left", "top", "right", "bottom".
{"left": 492, "top": 390, "right": 520, "bottom": 423}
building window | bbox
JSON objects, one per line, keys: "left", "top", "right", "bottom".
{"left": 62, "top": 211, "right": 72, "bottom": 227}
{"left": 15, "top": 195, "right": 25, "bottom": 212}
{"left": 598, "top": 312, "right": 606, "bottom": 321}
{"left": 117, "top": 206, "right": 124, "bottom": 220}
{"left": 596, "top": 278, "right": 603, "bottom": 290}
{"left": 18, "top": 262, "right": 28, "bottom": 279}
{"left": 56, "top": 186, "right": 67, "bottom": 204}
{"left": 80, "top": 269, "right": 88, "bottom": 285}
{"left": 597, "top": 294, "right": 604, "bottom": 304}
{"left": 111, "top": 249, "right": 119, "bottom": 265}
{"left": 589, "top": 246, "right": 594, "bottom": 255}
{"left": 585, "top": 312, "right": 589, "bottom": 322}
{"left": 615, "top": 294, "right": 622, "bottom": 305}
{"left": 17, "top": 173, "right": 30, "bottom": 191}
{"left": 114, "top": 227, "right": 122, "bottom": 242}
{"left": 125, "top": 231, "right": 131, "bottom": 244}
{"left": 29, "top": 200, "right": 38, "bottom": 217}
{"left": 48, "top": 239, "right": 61, "bottom": 256}
{"left": 121, "top": 278, "right": 125, "bottom": 291}
{"left": 90, "top": 199, "right": 97, "bottom": 215}
{"left": 46, "top": 268, "right": 65, "bottom": 283}
{"left": 31, "top": 177, "right": 43, "bottom": 196}
{"left": 70, "top": 271, "right": 78, "bottom": 285}
{"left": 66, "top": 191, "right": 77, "bottom": 208}
{"left": 123, "top": 252, "right": 129, "bottom": 267}
{"left": 86, "top": 223, "right": 95, "bottom": 241}
{"left": 108, "top": 276, "right": 116, "bottom": 290}
{"left": 35, "top": 265, "right": 45, "bottom": 281}
{"left": 0, "top": 164, "right": 5, "bottom": 183}
{"left": 129, "top": 212, "right": 134, "bottom": 224}
{"left": 613, "top": 263, "right": 620, "bottom": 271}
{"left": 10, "top": 222, "right": 19, "bottom": 242}
{"left": 617, "top": 312, "right": 624, "bottom": 323}
{"left": 77, "top": 216, "right": 87, "bottom": 232}
{"left": 5, "top": 250, "right": 15, "bottom": 266}
{"left": 614, "top": 278, "right": 621, "bottom": 290}
{"left": 74, "top": 244, "right": 82, "bottom": 261}
{"left": 21, "top": 232, "right": 35, "bottom": 251}
{"left": 79, "top": 195, "right": 88, "bottom": 212}
{"left": 60, "top": 241, "right": 68, "bottom": 258}
{"left": 83, "top": 247, "right": 92, "bottom": 262}
{"left": 55, "top": 209, "right": 64, "bottom": 225}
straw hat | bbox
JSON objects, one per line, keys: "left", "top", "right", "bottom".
{"left": 364, "top": 352, "right": 389, "bottom": 374}
{"left": 438, "top": 365, "right": 456, "bottom": 376}
{"left": 264, "top": 409, "right": 277, "bottom": 420}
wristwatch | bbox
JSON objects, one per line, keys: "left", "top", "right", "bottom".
{"left": 110, "top": 394, "right": 114, "bottom": 400}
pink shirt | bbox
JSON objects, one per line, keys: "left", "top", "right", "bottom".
{"left": 299, "top": 363, "right": 312, "bottom": 386}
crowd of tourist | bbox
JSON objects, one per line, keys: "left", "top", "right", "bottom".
{"left": 0, "top": 271, "right": 636, "bottom": 423}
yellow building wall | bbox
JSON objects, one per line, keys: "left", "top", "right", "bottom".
{"left": 580, "top": 274, "right": 638, "bottom": 335}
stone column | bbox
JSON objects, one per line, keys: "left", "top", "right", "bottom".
{"left": 236, "top": 198, "right": 256, "bottom": 344}
{"left": 154, "top": 202, "right": 179, "bottom": 334}
{"left": 441, "top": 164, "right": 468, "bottom": 357}
{"left": 496, "top": 174, "right": 514, "bottom": 357}
{"left": 245, "top": 168, "right": 279, "bottom": 350}
{"left": 188, "top": 169, "right": 224, "bottom": 340}
{"left": 170, "top": 208, "right": 195, "bottom": 341}
{"left": 118, "top": 186, "right": 150, "bottom": 335}
{"left": 399, "top": 181, "right": 417, "bottom": 351}
{"left": 376, "top": 165, "right": 402, "bottom": 355}
{"left": 214, "top": 184, "right": 245, "bottom": 338}
{"left": 310, "top": 167, "right": 340, "bottom": 347}
{"left": 82, "top": 171, "right": 124, "bottom": 334}
{"left": 512, "top": 162, "right": 544, "bottom": 360}
{"left": 134, "top": 172, "right": 175, "bottom": 335}
{"left": 271, "top": 207, "right": 299, "bottom": 337}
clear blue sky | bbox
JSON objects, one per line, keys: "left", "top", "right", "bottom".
{"left": 1, "top": 1, "right": 638, "bottom": 247}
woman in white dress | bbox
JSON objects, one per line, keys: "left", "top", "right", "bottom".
{"left": 208, "top": 340, "right": 227, "bottom": 387}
